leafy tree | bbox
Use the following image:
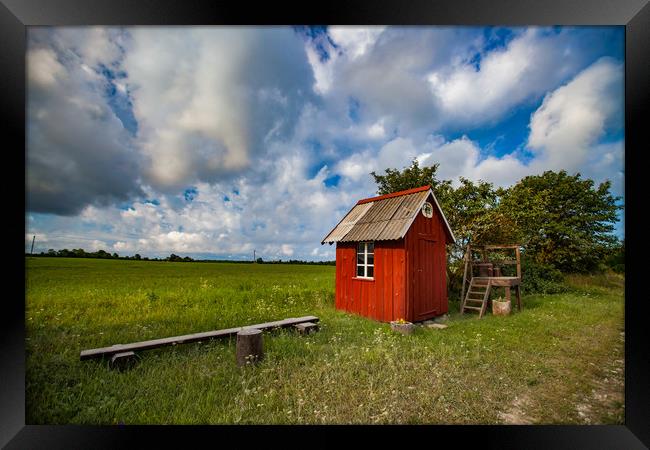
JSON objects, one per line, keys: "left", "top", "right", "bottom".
{"left": 436, "top": 177, "right": 518, "bottom": 253}
{"left": 434, "top": 178, "right": 520, "bottom": 296}
{"left": 498, "top": 170, "right": 620, "bottom": 273}
{"left": 605, "top": 239, "right": 624, "bottom": 273}
{"left": 370, "top": 159, "right": 451, "bottom": 195}
{"left": 256, "top": 257, "right": 264, "bottom": 264}
{"left": 134, "top": 254, "right": 141, "bottom": 260}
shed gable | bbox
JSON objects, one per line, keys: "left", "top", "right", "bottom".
{"left": 321, "top": 186, "right": 455, "bottom": 244}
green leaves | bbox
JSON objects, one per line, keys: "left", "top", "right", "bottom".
{"left": 370, "top": 159, "right": 451, "bottom": 195}
{"left": 498, "top": 170, "right": 621, "bottom": 273}
{"left": 370, "top": 164, "right": 621, "bottom": 276}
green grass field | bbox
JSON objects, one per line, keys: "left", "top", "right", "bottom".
{"left": 25, "top": 257, "right": 624, "bottom": 424}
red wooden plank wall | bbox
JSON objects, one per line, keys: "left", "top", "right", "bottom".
{"left": 334, "top": 241, "right": 405, "bottom": 322}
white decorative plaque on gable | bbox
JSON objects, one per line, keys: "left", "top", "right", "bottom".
{"left": 422, "top": 202, "right": 433, "bottom": 218}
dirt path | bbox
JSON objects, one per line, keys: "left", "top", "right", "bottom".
{"left": 498, "top": 394, "right": 535, "bottom": 424}
{"left": 497, "top": 330, "right": 625, "bottom": 425}
{"left": 574, "top": 330, "right": 625, "bottom": 424}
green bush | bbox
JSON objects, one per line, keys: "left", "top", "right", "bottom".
{"left": 521, "top": 259, "right": 569, "bottom": 295}
{"left": 604, "top": 241, "right": 624, "bottom": 273}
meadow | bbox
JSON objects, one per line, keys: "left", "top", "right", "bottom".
{"left": 25, "top": 257, "right": 624, "bottom": 424}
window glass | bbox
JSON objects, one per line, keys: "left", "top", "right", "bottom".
{"left": 355, "top": 242, "right": 374, "bottom": 278}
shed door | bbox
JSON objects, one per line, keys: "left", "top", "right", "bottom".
{"left": 414, "top": 237, "right": 438, "bottom": 319}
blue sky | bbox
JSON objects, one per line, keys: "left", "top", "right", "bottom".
{"left": 26, "top": 26, "right": 624, "bottom": 260}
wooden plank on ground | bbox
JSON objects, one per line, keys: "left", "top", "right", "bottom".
{"left": 294, "top": 322, "right": 319, "bottom": 335}
{"left": 80, "top": 316, "right": 320, "bottom": 360}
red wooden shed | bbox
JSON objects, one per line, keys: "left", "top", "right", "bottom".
{"left": 321, "top": 185, "right": 455, "bottom": 323}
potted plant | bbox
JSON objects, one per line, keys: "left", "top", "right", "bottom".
{"left": 492, "top": 296, "right": 511, "bottom": 316}
{"left": 390, "top": 318, "right": 415, "bottom": 335}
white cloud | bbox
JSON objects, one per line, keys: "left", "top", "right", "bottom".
{"left": 87, "top": 240, "right": 110, "bottom": 252}
{"left": 301, "top": 27, "right": 608, "bottom": 140}
{"left": 303, "top": 26, "right": 385, "bottom": 95}
{"left": 335, "top": 137, "right": 419, "bottom": 183}
{"left": 427, "top": 28, "right": 601, "bottom": 127}
{"left": 528, "top": 57, "right": 623, "bottom": 172}
{"left": 51, "top": 27, "right": 128, "bottom": 68}
{"left": 377, "top": 137, "right": 419, "bottom": 170}
{"left": 29, "top": 141, "right": 360, "bottom": 260}
{"left": 123, "top": 27, "right": 315, "bottom": 191}
{"left": 328, "top": 26, "right": 386, "bottom": 59}
{"left": 26, "top": 29, "right": 143, "bottom": 215}
{"left": 367, "top": 120, "right": 386, "bottom": 139}
{"left": 305, "top": 43, "right": 336, "bottom": 95}
{"left": 303, "top": 27, "right": 460, "bottom": 138}
{"left": 335, "top": 150, "right": 375, "bottom": 181}
{"left": 421, "top": 58, "right": 624, "bottom": 190}
{"left": 113, "top": 241, "right": 131, "bottom": 251}
{"left": 27, "top": 48, "right": 66, "bottom": 88}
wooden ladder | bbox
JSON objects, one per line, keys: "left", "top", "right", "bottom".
{"left": 461, "top": 278, "right": 491, "bottom": 318}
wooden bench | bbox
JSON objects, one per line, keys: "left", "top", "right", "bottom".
{"left": 81, "top": 315, "right": 320, "bottom": 362}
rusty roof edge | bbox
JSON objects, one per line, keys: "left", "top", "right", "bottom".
{"left": 321, "top": 202, "right": 372, "bottom": 244}
{"left": 356, "top": 185, "right": 430, "bottom": 205}
{"left": 396, "top": 189, "right": 456, "bottom": 243}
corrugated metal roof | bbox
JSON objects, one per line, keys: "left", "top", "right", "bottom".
{"left": 321, "top": 202, "right": 373, "bottom": 244}
{"left": 357, "top": 196, "right": 405, "bottom": 224}
{"left": 340, "top": 221, "right": 385, "bottom": 242}
{"left": 321, "top": 187, "right": 455, "bottom": 244}
{"left": 393, "top": 191, "right": 427, "bottom": 219}
{"left": 376, "top": 218, "right": 411, "bottom": 240}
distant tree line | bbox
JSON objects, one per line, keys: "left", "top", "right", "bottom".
{"left": 195, "top": 258, "right": 335, "bottom": 265}
{"left": 251, "top": 258, "right": 335, "bottom": 265}
{"left": 27, "top": 248, "right": 336, "bottom": 265}
{"left": 28, "top": 248, "right": 195, "bottom": 262}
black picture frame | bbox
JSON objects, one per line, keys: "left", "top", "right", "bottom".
{"left": 3, "top": 0, "right": 648, "bottom": 447}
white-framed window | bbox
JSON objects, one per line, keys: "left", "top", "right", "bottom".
{"left": 356, "top": 242, "right": 374, "bottom": 278}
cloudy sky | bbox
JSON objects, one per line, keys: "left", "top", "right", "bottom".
{"left": 25, "top": 26, "right": 624, "bottom": 261}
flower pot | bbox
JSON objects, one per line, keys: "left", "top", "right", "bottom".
{"left": 390, "top": 321, "right": 415, "bottom": 335}
{"left": 492, "top": 299, "right": 511, "bottom": 316}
